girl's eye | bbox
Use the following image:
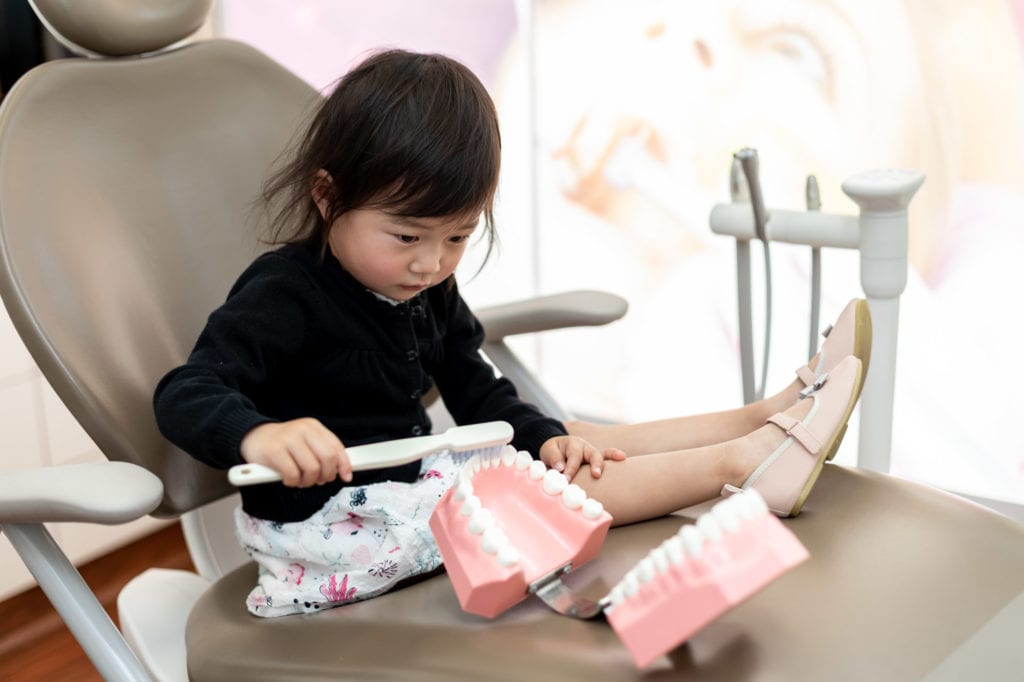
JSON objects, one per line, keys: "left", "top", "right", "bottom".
{"left": 448, "top": 235, "right": 469, "bottom": 244}
{"left": 396, "top": 234, "right": 418, "bottom": 244}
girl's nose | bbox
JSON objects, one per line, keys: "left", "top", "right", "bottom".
{"left": 411, "top": 250, "right": 442, "bottom": 274}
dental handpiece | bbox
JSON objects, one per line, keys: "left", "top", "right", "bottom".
{"left": 733, "top": 148, "right": 769, "bottom": 240}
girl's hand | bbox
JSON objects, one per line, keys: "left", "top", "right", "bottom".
{"left": 539, "top": 435, "right": 627, "bottom": 481}
{"left": 240, "top": 418, "right": 352, "bottom": 488}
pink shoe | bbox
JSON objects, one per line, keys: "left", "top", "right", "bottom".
{"left": 725, "top": 355, "right": 864, "bottom": 517}
{"left": 796, "top": 299, "right": 872, "bottom": 397}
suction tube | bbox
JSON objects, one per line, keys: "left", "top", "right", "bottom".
{"left": 733, "top": 148, "right": 772, "bottom": 401}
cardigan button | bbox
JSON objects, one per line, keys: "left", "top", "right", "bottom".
{"left": 411, "top": 425, "right": 424, "bottom": 436}
{"left": 410, "top": 389, "right": 422, "bottom": 401}
{"left": 406, "top": 349, "right": 418, "bottom": 361}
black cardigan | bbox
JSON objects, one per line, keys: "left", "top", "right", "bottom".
{"left": 153, "top": 241, "right": 566, "bottom": 522}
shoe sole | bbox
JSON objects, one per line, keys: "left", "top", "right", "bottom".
{"left": 790, "top": 357, "right": 864, "bottom": 516}
{"left": 825, "top": 299, "right": 872, "bottom": 462}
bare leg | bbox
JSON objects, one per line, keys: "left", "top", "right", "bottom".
{"left": 567, "top": 374, "right": 806, "bottom": 455}
{"left": 571, "top": 399, "right": 813, "bottom": 526}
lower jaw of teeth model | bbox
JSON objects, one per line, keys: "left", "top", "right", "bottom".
{"left": 601, "top": 489, "right": 809, "bottom": 668}
{"left": 429, "top": 446, "right": 613, "bottom": 618}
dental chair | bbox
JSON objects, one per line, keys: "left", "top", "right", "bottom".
{"left": 1, "top": 1, "right": 1022, "bottom": 680}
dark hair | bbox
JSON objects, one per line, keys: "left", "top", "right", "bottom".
{"left": 262, "top": 49, "right": 501, "bottom": 264}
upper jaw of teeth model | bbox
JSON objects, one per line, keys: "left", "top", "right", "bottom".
{"left": 601, "top": 489, "right": 810, "bottom": 668}
{"left": 429, "top": 445, "right": 613, "bottom": 618}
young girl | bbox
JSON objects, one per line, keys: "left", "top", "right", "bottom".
{"left": 153, "top": 49, "right": 867, "bottom": 617}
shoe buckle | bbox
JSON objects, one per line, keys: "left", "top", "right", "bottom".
{"left": 820, "top": 323, "right": 833, "bottom": 339}
{"left": 799, "top": 372, "right": 828, "bottom": 399}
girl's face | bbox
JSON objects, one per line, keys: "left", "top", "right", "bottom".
{"left": 327, "top": 208, "right": 478, "bottom": 301}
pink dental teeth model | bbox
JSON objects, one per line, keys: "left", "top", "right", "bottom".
{"left": 601, "top": 489, "right": 809, "bottom": 667}
{"left": 429, "top": 445, "right": 614, "bottom": 618}
{"left": 230, "top": 422, "right": 808, "bottom": 668}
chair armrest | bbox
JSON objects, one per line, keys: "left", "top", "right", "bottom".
{"left": 0, "top": 461, "right": 163, "bottom": 524}
{"left": 476, "top": 290, "right": 628, "bottom": 341}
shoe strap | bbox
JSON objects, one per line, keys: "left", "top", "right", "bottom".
{"left": 798, "top": 371, "right": 829, "bottom": 400}
{"left": 720, "top": 483, "right": 744, "bottom": 498}
{"left": 795, "top": 365, "right": 817, "bottom": 387}
{"left": 767, "top": 413, "right": 822, "bottom": 455}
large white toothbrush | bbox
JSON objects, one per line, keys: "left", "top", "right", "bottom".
{"left": 228, "top": 421, "right": 514, "bottom": 486}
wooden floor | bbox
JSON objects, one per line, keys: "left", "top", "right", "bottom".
{"left": 0, "top": 524, "right": 194, "bottom": 681}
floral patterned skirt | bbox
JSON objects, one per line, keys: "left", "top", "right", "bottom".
{"left": 235, "top": 451, "right": 462, "bottom": 617}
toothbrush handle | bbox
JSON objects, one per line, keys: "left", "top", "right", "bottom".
{"left": 227, "top": 421, "right": 513, "bottom": 486}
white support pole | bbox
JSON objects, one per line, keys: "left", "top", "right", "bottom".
{"left": 842, "top": 169, "right": 925, "bottom": 472}
{"left": 2, "top": 523, "right": 152, "bottom": 681}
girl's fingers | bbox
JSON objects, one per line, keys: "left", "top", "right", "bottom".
{"left": 563, "top": 439, "right": 585, "bottom": 480}
{"left": 303, "top": 429, "right": 343, "bottom": 484}
{"left": 589, "top": 447, "right": 605, "bottom": 478}
{"left": 605, "top": 447, "right": 628, "bottom": 461}
{"left": 274, "top": 456, "right": 302, "bottom": 488}
{"left": 289, "top": 444, "right": 323, "bottom": 488}
{"left": 337, "top": 449, "right": 353, "bottom": 483}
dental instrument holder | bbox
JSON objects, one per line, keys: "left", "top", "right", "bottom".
{"left": 710, "top": 168, "right": 925, "bottom": 472}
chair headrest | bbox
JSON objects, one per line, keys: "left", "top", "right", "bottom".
{"left": 30, "top": 0, "right": 213, "bottom": 57}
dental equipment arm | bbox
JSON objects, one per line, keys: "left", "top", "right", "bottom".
{"left": 710, "top": 168, "right": 925, "bottom": 472}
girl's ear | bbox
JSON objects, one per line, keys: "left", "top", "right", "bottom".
{"left": 311, "top": 169, "right": 334, "bottom": 220}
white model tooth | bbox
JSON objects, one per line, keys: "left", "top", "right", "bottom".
{"left": 621, "top": 573, "right": 639, "bottom": 598}
{"left": 679, "top": 524, "right": 705, "bottom": 558}
{"left": 561, "top": 484, "right": 586, "bottom": 510}
{"left": 542, "top": 469, "right": 569, "bottom": 495}
{"left": 651, "top": 546, "right": 669, "bottom": 574}
{"left": 637, "top": 557, "right": 656, "bottom": 583}
{"left": 453, "top": 479, "right": 473, "bottom": 502}
{"left": 696, "top": 513, "right": 723, "bottom": 542}
{"left": 528, "top": 460, "right": 546, "bottom": 480}
{"left": 581, "top": 498, "right": 604, "bottom": 520}
{"left": 606, "top": 585, "right": 625, "bottom": 609}
{"left": 468, "top": 508, "right": 495, "bottom": 535}
{"left": 515, "top": 451, "right": 532, "bottom": 470}
{"left": 664, "top": 537, "right": 685, "bottom": 565}
{"left": 496, "top": 545, "right": 519, "bottom": 567}
{"left": 501, "top": 447, "right": 516, "bottom": 467}
{"left": 481, "top": 526, "right": 507, "bottom": 554}
{"left": 733, "top": 492, "right": 758, "bottom": 520}
{"left": 466, "top": 455, "right": 480, "bottom": 474}
{"left": 744, "top": 489, "right": 769, "bottom": 516}
{"left": 481, "top": 453, "right": 492, "bottom": 469}
{"left": 711, "top": 500, "right": 741, "bottom": 533}
{"left": 459, "top": 495, "right": 481, "bottom": 517}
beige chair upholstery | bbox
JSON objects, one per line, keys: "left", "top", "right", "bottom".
{"left": 1, "top": 2, "right": 1021, "bottom": 680}
{"left": 187, "top": 467, "right": 1024, "bottom": 680}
